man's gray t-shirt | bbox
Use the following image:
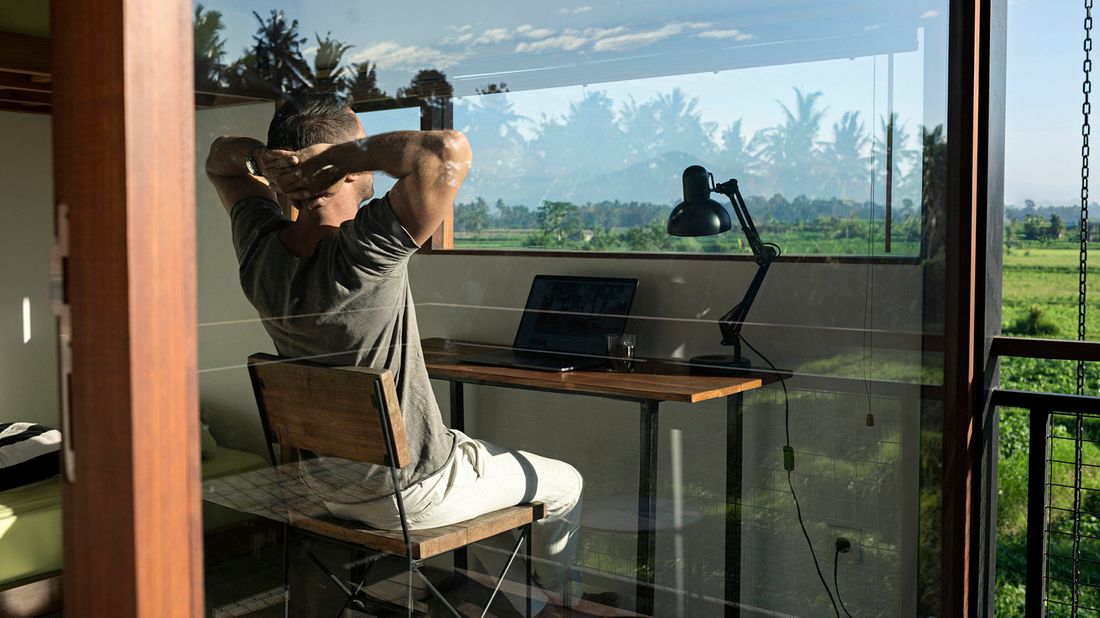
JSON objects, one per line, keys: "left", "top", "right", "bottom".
{"left": 231, "top": 194, "right": 454, "bottom": 504}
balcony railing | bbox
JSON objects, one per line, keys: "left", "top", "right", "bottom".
{"left": 989, "top": 336, "right": 1100, "bottom": 616}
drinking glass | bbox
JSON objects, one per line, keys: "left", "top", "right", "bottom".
{"left": 606, "top": 334, "right": 637, "bottom": 372}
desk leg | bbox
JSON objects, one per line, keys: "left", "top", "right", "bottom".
{"left": 450, "top": 381, "right": 465, "bottom": 432}
{"left": 451, "top": 381, "right": 468, "bottom": 575}
{"left": 725, "top": 393, "right": 743, "bottom": 617}
{"left": 636, "top": 400, "right": 659, "bottom": 616}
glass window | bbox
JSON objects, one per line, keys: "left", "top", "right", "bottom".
{"left": 193, "top": 2, "right": 950, "bottom": 616}
{"left": 0, "top": 108, "right": 62, "bottom": 594}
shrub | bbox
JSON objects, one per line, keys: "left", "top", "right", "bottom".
{"left": 1004, "top": 305, "right": 1061, "bottom": 337}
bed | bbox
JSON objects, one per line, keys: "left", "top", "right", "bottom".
{"left": 0, "top": 445, "right": 269, "bottom": 617}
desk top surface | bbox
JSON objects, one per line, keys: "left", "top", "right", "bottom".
{"left": 422, "top": 338, "right": 776, "bottom": 404}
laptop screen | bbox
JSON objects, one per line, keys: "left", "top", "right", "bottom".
{"left": 513, "top": 275, "right": 638, "bottom": 356}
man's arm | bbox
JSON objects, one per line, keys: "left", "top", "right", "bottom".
{"left": 269, "top": 130, "right": 472, "bottom": 245}
{"left": 205, "top": 136, "right": 282, "bottom": 213}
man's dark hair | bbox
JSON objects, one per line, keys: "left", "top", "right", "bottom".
{"left": 267, "top": 91, "right": 360, "bottom": 151}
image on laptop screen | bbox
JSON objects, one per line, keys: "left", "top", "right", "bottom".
{"left": 514, "top": 275, "right": 638, "bottom": 356}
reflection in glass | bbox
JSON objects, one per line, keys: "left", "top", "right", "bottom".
{"left": 192, "top": 1, "right": 950, "bottom": 616}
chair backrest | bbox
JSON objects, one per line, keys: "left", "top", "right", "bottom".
{"left": 247, "top": 352, "right": 411, "bottom": 469}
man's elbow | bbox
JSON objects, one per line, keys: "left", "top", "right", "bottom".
{"left": 205, "top": 136, "right": 230, "bottom": 175}
{"left": 435, "top": 130, "right": 472, "bottom": 165}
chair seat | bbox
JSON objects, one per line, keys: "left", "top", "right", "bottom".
{"left": 290, "top": 503, "right": 546, "bottom": 560}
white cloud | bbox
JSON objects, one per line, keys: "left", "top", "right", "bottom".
{"left": 523, "top": 27, "right": 556, "bottom": 39}
{"left": 444, "top": 27, "right": 513, "bottom": 46}
{"left": 920, "top": 10, "right": 940, "bottom": 18}
{"left": 511, "top": 26, "right": 627, "bottom": 54}
{"left": 593, "top": 23, "right": 700, "bottom": 52}
{"left": 447, "top": 32, "right": 476, "bottom": 45}
{"left": 349, "top": 41, "right": 466, "bottom": 70}
{"left": 516, "top": 34, "right": 588, "bottom": 53}
{"left": 558, "top": 5, "right": 592, "bottom": 14}
{"left": 478, "top": 27, "right": 513, "bottom": 44}
{"left": 697, "top": 29, "right": 754, "bottom": 42}
{"left": 516, "top": 24, "right": 534, "bottom": 33}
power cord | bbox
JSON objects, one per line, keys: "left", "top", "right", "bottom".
{"left": 740, "top": 336, "right": 840, "bottom": 617}
{"left": 834, "top": 537, "right": 854, "bottom": 617}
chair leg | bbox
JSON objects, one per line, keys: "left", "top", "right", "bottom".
{"left": 481, "top": 532, "right": 529, "bottom": 618}
{"left": 415, "top": 567, "right": 462, "bottom": 618}
{"left": 282, "top": 526, "right": 291, "bottom": 618}
{"left": 334, "top": 559, "right": 378, "bottom": 618}
{"left": 525, "top": 525, "right": 533, "bottom": 618}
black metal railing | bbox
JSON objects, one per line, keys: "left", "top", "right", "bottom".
{"left": 990, "top": 336, "right": 1100, "bottom": 616}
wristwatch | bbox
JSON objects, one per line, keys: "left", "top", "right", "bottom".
{"left": 244, "top": 150, "right": 261, "bottom": 176}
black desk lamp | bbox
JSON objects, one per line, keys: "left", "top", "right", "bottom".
{"left": 668, "top": 165, "right": 781, "bottom": 371}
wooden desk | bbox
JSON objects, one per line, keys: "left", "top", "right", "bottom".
{"left": 423, "top": 338, "right": 777, "bottom": 616}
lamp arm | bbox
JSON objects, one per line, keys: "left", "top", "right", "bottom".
{"left": 714, "top": 179, "right": 769, "bottom": 264}
{"left": 712, "top": 179, "right": 780, "bottom": 361}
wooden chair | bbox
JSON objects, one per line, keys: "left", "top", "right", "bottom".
{"left": 247, "top": 352, "right": 546, "bottom": 617}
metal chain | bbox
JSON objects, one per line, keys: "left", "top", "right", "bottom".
{"left": 1070, "top": 3, "right": 1093, "bottom": 615}
{"left": 1081, "top": 0, "right": 1092, "bottom": 395}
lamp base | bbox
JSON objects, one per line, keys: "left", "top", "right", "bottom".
{"left": 688, "top": 354, "right": 752, "bottom": 375}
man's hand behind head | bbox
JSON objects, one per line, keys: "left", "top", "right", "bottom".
{"left": 264, "top": 143, "right": 345, "bottom": 201}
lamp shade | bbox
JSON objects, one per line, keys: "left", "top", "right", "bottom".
{"left": 667, "top": 165, "right": 732, "bottom": 237}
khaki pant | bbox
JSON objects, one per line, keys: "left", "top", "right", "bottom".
{"left": 329, "top": 431, "right": 584, "bottom": 614}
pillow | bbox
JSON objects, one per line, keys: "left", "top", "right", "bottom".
{"left": 0, "top": 422, "right": 61, "bottom": 491}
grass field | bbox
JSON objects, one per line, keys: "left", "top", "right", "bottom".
{"left": 997, "top": 241, "right": 1098, "bottom": 617}
{"left": 1002, "top": 245, "right": 1099, "bottom": 345}
{"left": 453, "top": 228, "right": 922, "bottom": 255}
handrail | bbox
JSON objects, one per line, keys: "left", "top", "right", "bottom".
{"left": 988, "top": 387, "right": 1100, "bottom": 617}
{"left": 989, "top": 389, "right": 1100, "bottom": 414}
{"left": 991, "top": 336, "right": 1100, "bottom": 362}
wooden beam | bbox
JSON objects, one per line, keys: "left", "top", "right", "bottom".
{"left": 941, "top": 0, "right": 996, "bottom": 616}
{"left": 52, "top": 0, "right": 202, "bottom": 616}
{"left": 0, "top": 31, "right": 50, "bottom": 75}
{"left": 0, "top": 89, "right": 50, "bottom": 105}
{"left": 0, "top": 71, "right": 51, "bottom": 93}
{"left": 0, "top": 101, "right": 49, "bottom": 114}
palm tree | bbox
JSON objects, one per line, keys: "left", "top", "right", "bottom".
{"left": 397, "top": 69, "right": 453, "bottom": 99}
{"left": 193, "top": 4, "right": 227, "bottom": 91}
{"left": 312, "top": 32, "right": 353, "bottom": 95}
{"left": 349, "top": 61, "right": 385, "bottom": 102}
{"left": 875, "top": 113, "right": 920, "bottom": 209}
{"left": 249, "top": 10, "right": 313, "bottom": 98}
{"left": 620, "top": 88, "right": 716, "bottom": 161}
{"left": 759, "top": 88, "right": 827, "bottom": 198}
{"left": 456, "top": 91, "right": 529, "bottom": 183}
{"left": 716, "top": 119, "right": 762, "bottom": 188}
{"left": 820, "top": 111, "right": 871, "bottom": 201}
{"left": 531, "top": 91, "right": 626, "bottom": 177}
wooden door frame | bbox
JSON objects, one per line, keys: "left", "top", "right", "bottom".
{"left": 52, "top": 0, "right": 202, "bottom": 616}
{"left": 941, "top": 0, "right": 1006, "bottom": 615}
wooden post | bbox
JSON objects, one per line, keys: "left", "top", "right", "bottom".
{"left": 52, "top": 0, "right": 202, "bottom": 616}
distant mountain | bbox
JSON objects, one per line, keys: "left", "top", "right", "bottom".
{"left": 456, "top": 151, "right": 712, "bottom": 207}
{"left": 569, "top": 151, "right": 710, "bottom": 204}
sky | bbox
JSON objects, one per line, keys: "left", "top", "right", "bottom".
{"left": 1003, "top": 0, "right": 1085, "bottom": 206}
{"left": 201, "top": 0, "right": 1081, "bottom": 207}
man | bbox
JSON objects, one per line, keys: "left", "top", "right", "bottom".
{"left": 205, "top": 92, "right": 582, "bottom": 613}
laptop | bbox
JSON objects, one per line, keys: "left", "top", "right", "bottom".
{"left": 462, "top": 274, "right": 639, "bottom": 372}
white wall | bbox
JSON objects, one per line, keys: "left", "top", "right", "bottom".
{"left": 0, "top": 111, "right": 58, "bottom": 428}
{"left": 193, "top": 102, "right": 926, "bottom": 616}
{"left": 195, "top": 102, "right": 279, "bottom": 456}
{"left": 411, "top": 253, "right": 924, "bottom": 616}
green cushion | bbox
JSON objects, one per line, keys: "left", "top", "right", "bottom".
{"left": 0, "top": 478, "right": 62, "bottom": 587}
{"left": 0, "top": 446, "right": 270, "bottom": 587}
